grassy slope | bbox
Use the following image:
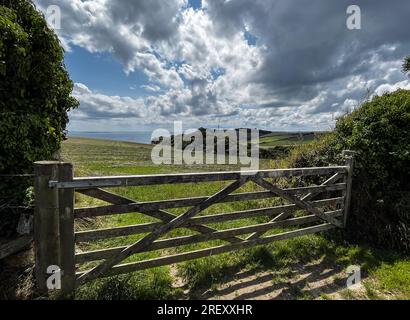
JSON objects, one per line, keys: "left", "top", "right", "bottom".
{"left": 258, "top": 132, "right": 316, "bottom": 149}
{"left": 61, "top": 137, "right": 409, "bottom": 300}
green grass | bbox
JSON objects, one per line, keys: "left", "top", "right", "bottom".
{"left": 75, "top": 268, "right": 182, "bottom": 300}
{"left": 257, "top": 132, "right": 315, "bottom": 148}
{"left": 60, "top": 137, "right": 409, "bottom": 300}
{"left": 370, "top": 260, "right": 410, "bottom": 299}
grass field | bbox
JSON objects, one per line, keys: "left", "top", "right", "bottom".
{"left": 258, "top": 132, "right": 316, "bottom": 149}
{"left": 57, "top": 137, "right": 409, "bottom": 300}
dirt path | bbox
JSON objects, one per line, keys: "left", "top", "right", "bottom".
{"left": 177, "top": 259, "right": 362, "bottom": 300}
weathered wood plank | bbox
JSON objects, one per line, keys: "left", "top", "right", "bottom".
{"left": 76, "top": 188, "right": 243, "bottom": 244}
{"left": 74, "top": 197, "right": 343, "bottom": 242}
{"left": 58, "top": 163, "right": 76, "bottom": 295}
{"left": 75, "top": 211, "right": 342, "bottom": 263}
{"left": 342, "top": 150, "right": 356, "bottom": 227}
{"left": 51, "top": 166, "right": 348, "bottom": 189}
{"left": 75, "top": 221, "right": 162, "bottom": 242}
{"left": 252, "top": 177, "right": 343, "bottom": 227}
{"left": 34, "top": 161, "right": 61, "bottom": 293}
{"left": 75, "top": 177, "right": 249, "bottom": 287}
{"left": 75, "top": 191, "right": 274, "bottom": 216}
{"left": 75, "top": 184, "right": 346, "bottom": 218}
{"left": 0, "top": 235, "right": 33, "bottom": 260}
{"left": 76, "top": 223, "right": 335, "bottom": 278}
{"left": 79, "top": 189, "right": 276, "bottom": 211}
{"left": 78, "top": 188, "right": 132, "bottom": 205}
{"left": 246, "top": 211, "right": 292, "bottom": 241}
{"left": 302, "top": 172, "right": 343, "bottom": 201}
{"left": 246, "top": 172, "right": 344, "bottom": 240}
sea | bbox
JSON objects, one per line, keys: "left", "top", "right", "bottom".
{"left": 68, "top": 131, "right": 157, "bottom": 144}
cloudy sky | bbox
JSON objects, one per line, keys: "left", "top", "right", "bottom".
{"left": 33, "top": 0, "right": 410, "bottom": 132}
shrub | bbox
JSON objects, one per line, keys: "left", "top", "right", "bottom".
{"left": 287, "top": 90, "right": 410, "bottom": 253}
{"left": 259, "top": 145, "right": 293, "bottom": 159}
{"left": 0, "top": 1, "right": 78, "bottom": 235}
{"left": 403, "top": 56, "right": 410, "bottom": 73}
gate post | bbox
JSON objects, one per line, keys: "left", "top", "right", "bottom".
{"left": 58, "top": 163, "right": 75, "bottom": 295}
{"left": 34, "top": 161, "right": 61, "bottom": 293}
{"left": 342, "top": 150, "right": 356, "bottom": 228}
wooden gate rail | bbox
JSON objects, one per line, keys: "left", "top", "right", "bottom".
{"left": 75, "top": 211, "right": 342, "bottom": 263}
{"left": 75, "top": 223, "right": 335, "bottom": 279}
{"left": 74, "top": 197, "right": 344, "bottom": 243}
{"left": 48, "top": 166, "right": 347, "bottom": 189}
{"left": 33, "top": 152, "right": 354, "bottom": 294}
{"left": 74, "top": 183, "right": 346, "bottom": 217}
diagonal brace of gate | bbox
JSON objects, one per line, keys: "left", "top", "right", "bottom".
{"left": 251, "top": 176, "right": 343, "bottom": 228}
{"left": 246, "top": 172, "right": 343, "bottom": 240}
{"left": 78, "top": 189, "right": 243, "bottom": 244}
{"left": 76, "top": 177, "right": 250, "bottom": 287}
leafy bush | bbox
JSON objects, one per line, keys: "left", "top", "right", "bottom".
{"left": 259, "top": 145, "right": 293, "bottom": 159}
{"left": 0, "top": 1, "right": 78, "bottom": 235}
{"left": 287, "top": 90, "right": 410, "bottom": 253}
{"left": 403, "top": 56, "right": 410, "bottom": 73}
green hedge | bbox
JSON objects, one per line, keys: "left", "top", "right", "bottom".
{"left": 287, "top": 90, "right": 410, "bottom": 253}
{"left": 0, "top": 1, "right": 78, "bottom": 235}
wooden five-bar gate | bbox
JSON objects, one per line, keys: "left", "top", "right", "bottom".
{"left": 33, "top": 151, "right": 355, "bottom": 294}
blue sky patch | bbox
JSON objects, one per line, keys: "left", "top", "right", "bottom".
{"left": 65, "top": 45, "right": 151, "bottom": 97}
{"left": 188, "top": 0, "right": 202, "bottom": 10}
